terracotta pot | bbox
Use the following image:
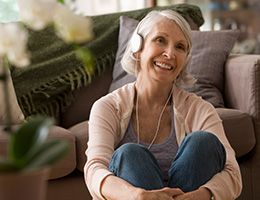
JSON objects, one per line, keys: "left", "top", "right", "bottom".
{"left": 0, "top": 168, "right": 50, "bottom": 200}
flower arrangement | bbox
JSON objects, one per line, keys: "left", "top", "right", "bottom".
{"left": 0, "top": 0, "right": 94, "bottom": 172}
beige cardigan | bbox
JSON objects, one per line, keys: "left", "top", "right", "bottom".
{"left": 85, "top": 82, "right": 242, "bottom": 200}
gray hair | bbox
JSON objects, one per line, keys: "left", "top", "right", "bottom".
{"left": 121, "top": 9, "right": 196, "bottom": 87}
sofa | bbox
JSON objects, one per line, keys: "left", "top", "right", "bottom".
{"left": 0, "top": 4, "right": 260, "bottom": 200}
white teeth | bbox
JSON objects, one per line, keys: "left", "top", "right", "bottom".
{"left": 155, "top": 61, "right": 173, "bottom": 70}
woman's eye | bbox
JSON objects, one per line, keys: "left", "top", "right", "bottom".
{"left": 176, "top": 44, "right": 187, "bottom": 52}
{"left": 156, "top": 37, "right": 165, "bottom": 44}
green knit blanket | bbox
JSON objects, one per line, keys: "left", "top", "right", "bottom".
{"left": 11, "top": 4, "right": 204, "bottom": 121}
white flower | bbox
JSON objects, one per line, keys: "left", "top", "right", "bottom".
{"left": 0, "top": 23, "right": 30, "bottom": 67}
{"left": 17, "top": 0, "right": 58, "bottom": 31}
{"left": 53, "top": 4, "right": 93, "bottom": 43}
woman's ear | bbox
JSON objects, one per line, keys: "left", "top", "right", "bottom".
{"left": 132, "top": 52, "right": 140, "bottom": 61}
{"left": 132, "top": 52, "right": 141, "bottom": 76}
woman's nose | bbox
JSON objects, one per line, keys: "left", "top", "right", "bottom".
{"left": 162, "top": 47, "right": 175, "bottom": 59}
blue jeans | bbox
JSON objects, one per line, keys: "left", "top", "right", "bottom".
{"left": 109, "top": 131, "right": 226, "bottom": 192}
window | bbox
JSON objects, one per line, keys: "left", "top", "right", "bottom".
{"left": 0, "top": 0, "right": 19, "bottom": 23}
{"left": 66, "top": 0, "right": 148, "bottom": 15}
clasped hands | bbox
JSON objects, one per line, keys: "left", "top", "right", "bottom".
{"left": 136, "top": 187, "right": 211, "bottom": 200}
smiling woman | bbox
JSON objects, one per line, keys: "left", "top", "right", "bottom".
{"left": 85, "top": 9, "right": 242, "bottom": 200}
{"left": 121, "top": 10, "right": 194, "bottom": 87}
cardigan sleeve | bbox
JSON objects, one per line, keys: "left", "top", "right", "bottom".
{"left": 84, "top": 97, "right": 120, "bottom": 200}
{"left": 184, "top": 95, "right": 242, "bottom": 200}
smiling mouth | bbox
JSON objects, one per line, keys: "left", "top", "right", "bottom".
{"left": 154, "top": 61, "right": 174, "bottom": 70}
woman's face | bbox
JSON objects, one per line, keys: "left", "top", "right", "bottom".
{"left": 138, "top": 18, "right": 189, "bottom": 84}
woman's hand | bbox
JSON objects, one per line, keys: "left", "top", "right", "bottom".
{"left": 137, "top": 187, "right": 184, "bottom": 200}
{"left": 174, "top": 187, "right": 211, "bottom": 200}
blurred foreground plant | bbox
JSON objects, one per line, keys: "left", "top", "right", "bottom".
{"left": 0, "top": 116, "right": 69, "bottom": 172}
{"left": 0, "top": 0, "right": 94, "bottom": 172}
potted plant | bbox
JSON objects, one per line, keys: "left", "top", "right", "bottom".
{"left": 0, "top": 1, "right": 94, "bottom": 199}
{"left": 0, "top": 44, "right": 69, "bottom": 200}
{"left": 0, "top": 116, "right": 69, "bottom": 200}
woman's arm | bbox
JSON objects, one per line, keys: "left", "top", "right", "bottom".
{"left": 101, "top": 175, "right": 184, "bottom": 200}
{"left": 100, "top": 175, "right": 141, "bottom": 200}
{"left": 85, "top": 97, "right": 120, "bottom": 199}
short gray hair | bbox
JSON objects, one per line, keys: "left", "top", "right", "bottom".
{"left": 121, "top": 10, "right": 196, "bottom": 87}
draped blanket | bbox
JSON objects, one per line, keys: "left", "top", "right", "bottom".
{"left": 11, "top": 4, "right": 204, "bottom": 121}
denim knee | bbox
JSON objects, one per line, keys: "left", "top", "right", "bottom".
{"left": 182, "top": 131, "right": 226, "bottom": 166}
{"left": 168, "top": 131, "right": 226, "bottom": 192}
{"left": 109, "top": 143, "right": 158, "bottom": 172}
{"left": 109, "top": 143, "right": 164, "bottom": 190}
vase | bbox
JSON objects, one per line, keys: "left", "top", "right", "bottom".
{"left": 0, "top": 167, "right": 50, "bottom": 200}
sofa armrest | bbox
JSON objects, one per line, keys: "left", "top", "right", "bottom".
{"left": 224, "top": 54, "right": 260, "bottom": 120}
{"left": 225, "top": 54, "right": 260, "bottom": 199}
{"left": 0, "top": 125, "right": 77, "bottom": 180}
{"left": 68, "top": 121, "right": 89, "bottom": 172}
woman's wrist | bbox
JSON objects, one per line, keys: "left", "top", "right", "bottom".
{"left": 198, "top": 187, "right": 213, "bottom": 200}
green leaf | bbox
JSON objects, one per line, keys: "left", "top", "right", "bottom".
{"left": 24, "top": 139, "right": 69, "bottom": 170}
{"left": 0, "top": 157, "right": 18, "bottom": 172}
{"left": 57, "top": 0, "right": 65, "bottom": 4}
{"left": 75, "top": 48, "right": 95, "bottom": 78}
{"left": 9, "top": 116, "right": 54, "bottom": 168}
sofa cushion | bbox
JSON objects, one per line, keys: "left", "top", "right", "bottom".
{"left": 109, "top": 16, "right": 239, "bottom": 108}
{"left": 68, "top": 121, "right": 89, "bottom": 172}
{"left": 224, "top": 54, "right": 260, "bottom": 118}
{"left": 108, "top": 16, "right": 137, "bottom": 92}
{"left": 42, "top": 126, "right": 77, "bottom": 180}
{"left": 216, "top": 108, "right": 256, "bottom": 158}
{"left": 186, "top": 30, "right": 239, "bottom": 107}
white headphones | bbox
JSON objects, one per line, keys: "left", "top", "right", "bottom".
{"left": 130, "top": 31, "right": 143, "bottom": 53}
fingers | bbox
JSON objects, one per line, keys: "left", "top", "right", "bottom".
{"left": 161, "top": 187, "right": 184, "bottom": 197}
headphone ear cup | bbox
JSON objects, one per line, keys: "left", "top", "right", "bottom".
{"left": 130, "top": 33, "right": 142, "bottom": 53}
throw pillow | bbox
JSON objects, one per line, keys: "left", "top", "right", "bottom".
{"left": 109, "top": 16, "right": 239, "bottom": 107}
{"left": 186, "top": 30, "right": 240, "bottom": 107}
{"left": 109, "top": 16, "right": 137, "bottom": 92}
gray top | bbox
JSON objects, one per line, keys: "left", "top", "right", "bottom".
{"left": 118, "top": 108, "right": 179, "bottom": 184}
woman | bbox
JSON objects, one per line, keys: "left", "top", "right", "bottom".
{"left": 85, "top": 10, "right": 242, "bottom": 200}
